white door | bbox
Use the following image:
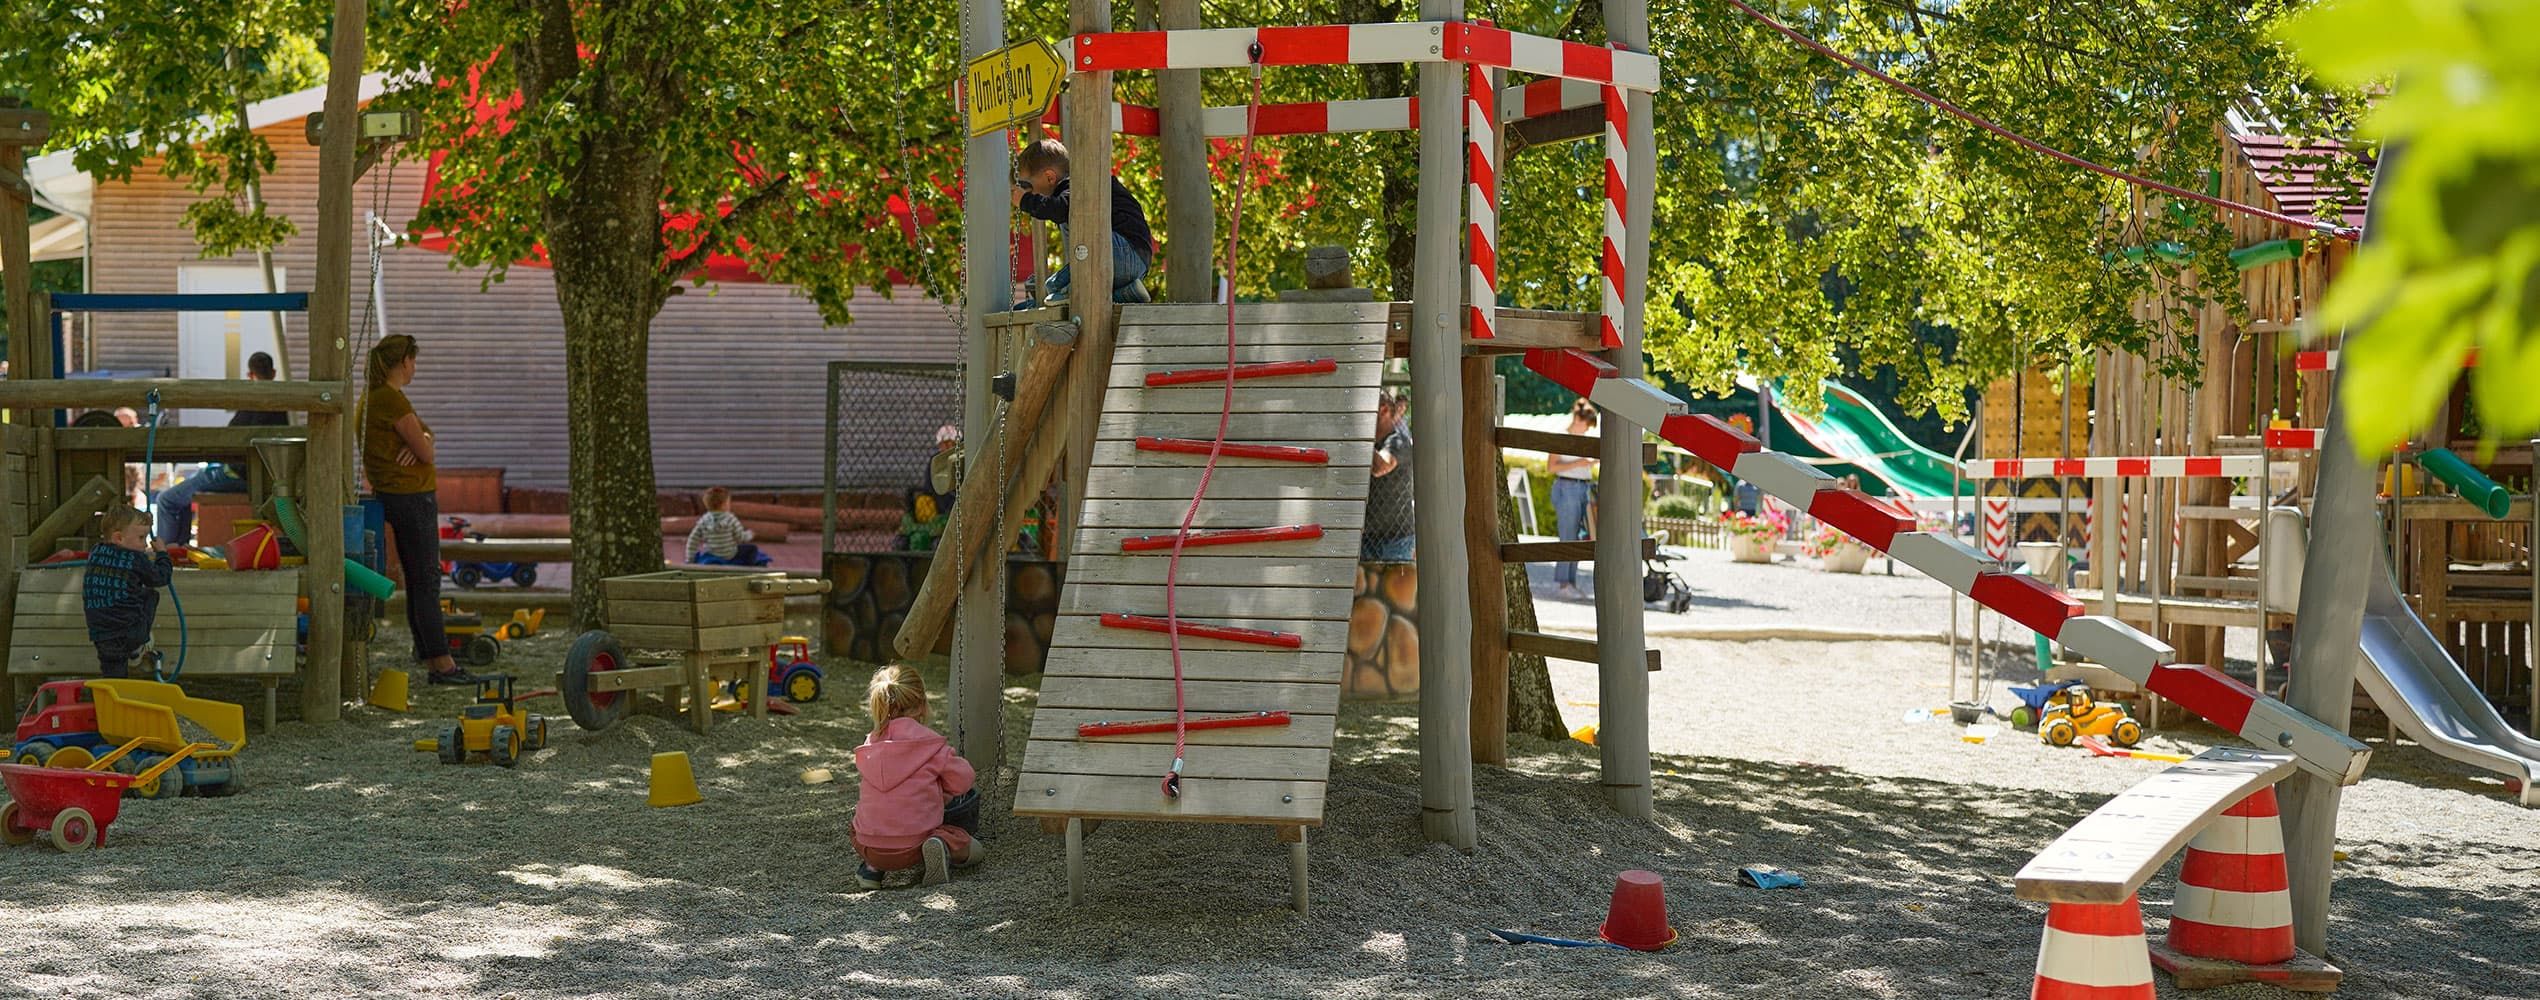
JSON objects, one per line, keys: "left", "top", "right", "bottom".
{"left": 175, "top": 265, "right": 287, "bottom": 427}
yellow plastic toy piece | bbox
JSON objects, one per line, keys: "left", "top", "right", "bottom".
{"left": 86, "top": 679, "right": 247, "bottom": 759}
{"left": 649, "top": 751, "right": 702, "bottom": 807}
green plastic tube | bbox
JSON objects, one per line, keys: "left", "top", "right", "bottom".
{"left": 272, "top": 496, "right": 399, "bottom": 599}
{"left": 2417, "top": 449, "right": 2513, "bottom": 520}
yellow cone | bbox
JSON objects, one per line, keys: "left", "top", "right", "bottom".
{"left": 1572, "top": 724, "right": 1599, "bottom": 746}
{"left": 649, "top": 751, "right": 702, "bottom": 808}
{"left": 367, "top": 670, "right": 410, "bottom": 712}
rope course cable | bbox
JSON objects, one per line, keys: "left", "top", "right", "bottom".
{"left": 1717, "top": 0, "right": 2363, "bottom": 242}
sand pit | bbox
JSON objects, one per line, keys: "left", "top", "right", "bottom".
{"left": 1, "top": 620, "right": 2535, "bottom": 999}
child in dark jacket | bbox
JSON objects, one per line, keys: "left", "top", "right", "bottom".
{"left": 85, "top": 507, "right": 171, "bottom": 678}
{"left": 1012, "top": 137, "right": 1153, "bottom": 306}
{"left": 851, "top": 665, "right": 985, "bottom": 889}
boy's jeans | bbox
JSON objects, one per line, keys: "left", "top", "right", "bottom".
{"left": 1044, "top": 232, "right": 1150, "bottom": 303}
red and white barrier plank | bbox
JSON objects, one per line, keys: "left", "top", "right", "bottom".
{"left": 1522, "top": 347, "right": 2371, "bottom": 784}
{"left": 1962, "top": 456, "right": 2264, "bottom": 480}
{"left": 1061, "top": 23, "right": 1661, "bottom": 92}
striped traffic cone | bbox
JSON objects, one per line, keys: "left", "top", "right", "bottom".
{"left": 2032, "top": 896, "right": 2155, "bottom": 999}
{"left": 2166, "top": 788, "right": 2295, "bottom": 964}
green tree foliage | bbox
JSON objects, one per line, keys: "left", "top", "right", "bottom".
{"left": 2282, "top": 0, "right": 2540, "bottom": 455}
{"left": 4, "top": 2, "right": 326, "bottom": 256}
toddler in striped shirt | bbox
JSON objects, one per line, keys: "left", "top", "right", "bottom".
{"left": 686, "top": 487, "right": 771, "bottom": 566}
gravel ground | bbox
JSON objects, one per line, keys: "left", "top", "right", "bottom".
{"left": 2, "top": 605, "right": 2529, "bottom": 998}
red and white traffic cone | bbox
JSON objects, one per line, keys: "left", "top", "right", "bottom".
{"left": 2167, "top": 787, "right": 2295, "bottom": 963}
{"left": 2032, "top": 896, "right": 2155, "bottom": 1000}
{"left": 2149, "top": 787, "right": 2340, "bottom": 989}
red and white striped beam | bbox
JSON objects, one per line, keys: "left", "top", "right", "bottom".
{"left": 1051, "top": 78, "right": 1604, "bottom": 138}
{"left": 1061, "top": 22, "right": 1661, "bottom": 91}
{"left": 2296, "top": 347, "right": 2478, "bottom": 372}
{"left": 1522, "top": 346, "right": 2371, "bottom": 785}
{"left": 1960, "top": 456, "right": 2264, "bottom": 480}
{"left": 2263, "top": 427, "right": 2322, "bottom": 450}
{"left": 1598, "top": 85, "right": 1628, "bottom": 349}
{"left": 1467, "top": 63, "right": 1498, "bottom": 341}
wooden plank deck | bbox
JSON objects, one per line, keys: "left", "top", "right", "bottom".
{"left": 2014, "top": 748, "right": 2296, "bottom": 904}
{"left": 1017, "top": 302, "right": 1387, "bottom": 828}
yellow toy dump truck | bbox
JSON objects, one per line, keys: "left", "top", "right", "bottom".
{"left": 85, "top": 679, "right": 248, "bottom": 798}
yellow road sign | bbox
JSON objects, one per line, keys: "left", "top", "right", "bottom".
{"left": 967, "top": 39, "right": 1067, "bottom": 138}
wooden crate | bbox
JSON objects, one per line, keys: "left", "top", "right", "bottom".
{"left": 600, "top": 569, "right": 811, "bottom": 650}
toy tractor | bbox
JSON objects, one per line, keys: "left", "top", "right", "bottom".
{"left": 443, "top": 604, "right": 502, "bottom": 667}
{"left": 725, "top": 635, "right": 825, "bottom": 704}
{"left": 2038, "top": 686, "right": 2145, "bottom": 749}
{"left": 437, "top": 675, "right": 551, "bottom": 768}
{"left": 442, "top": 516, "right": 539, "bottom": 589}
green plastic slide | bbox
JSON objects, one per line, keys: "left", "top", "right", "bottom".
{"left": 272, "top": 497, "right": 398, "bottom": 600}
{"left": 1773, "top": 381, "right": 1970, "bottom": 498}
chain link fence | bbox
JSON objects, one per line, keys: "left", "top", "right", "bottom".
{"left": 824, "top": 362, "right": 964, "bottom": 554}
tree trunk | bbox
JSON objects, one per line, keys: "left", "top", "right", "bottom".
{"left": 1499, "top": 450, "right": 1565, "bottom": 740}
{"left": 545, "top": 139, "right": 670, "bottom": 624}
{"left": 1344, "top": 0, "right": 1418, "bottom": 299}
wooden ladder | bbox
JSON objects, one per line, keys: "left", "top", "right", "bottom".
{"left": 1014, "top": 300, "right": 1392, "bottom": 913}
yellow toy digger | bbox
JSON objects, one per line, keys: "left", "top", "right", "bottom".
{"left": 437, "top": 675, "right": 551, "bottom": 768}
{"left": 2038, "top": 686, "right": 2145, "bottom": 749}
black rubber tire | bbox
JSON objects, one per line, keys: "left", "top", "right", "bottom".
{"left": 562, "top": 630, "right": 632, "bottom": 732}
{"left": 438, "top": 724, "right": 465, "bottom": 765}
{"left": 512, "top": 565, "right": 538, "bottom": 588}
{"left": 491, "top": 727, "right": 520, "bottom": 768}
{"left": 465, "top": 634, "right": 500, "bottom": 667}
{"left": 453, "top": 565, "right": 484, "bottom": 590}
{"left": 783, "top": 667, "right": 822, "bottom": 704}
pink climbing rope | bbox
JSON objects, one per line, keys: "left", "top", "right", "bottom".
{"left": 1160, "top": 47, "right": 1270, "bottom": 799}
{"left": 1718, "top": 0, "right": 2363, "bottom": 242}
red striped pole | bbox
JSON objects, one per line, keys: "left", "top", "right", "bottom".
{"left": 1599, "top": 84, "right": 1628, "bottom": 349}
{"left": 1077, "top": 710, "right": 1293, "bottom": 738}
{"left": 2032, "top": 896, "right": 2156, "bottom": 999}
{"left": 1099, "top": 612, "right": 1305, "bottom": 649}
{"left": 1467, "top": 59, "right": 1498, "bottom": 341}
{"left": 1135, "top": 437, "right": 1330, "bottom": 464}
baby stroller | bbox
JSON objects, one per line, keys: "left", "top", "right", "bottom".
{"left": 1641, "top": 547, "right": 1693, "bottom": 614}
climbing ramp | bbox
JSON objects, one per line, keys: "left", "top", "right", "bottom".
{"left": 1522, "top": 348, "right": 2376, "bottom": 787}
{"left": 1014, "top": 300, "right": 1391, "bottom": 911}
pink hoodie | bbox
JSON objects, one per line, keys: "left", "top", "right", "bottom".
{"left": 851, "top": 716, "right": 976, "bottom": 850}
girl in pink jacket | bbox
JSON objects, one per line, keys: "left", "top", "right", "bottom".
{"left": 852, "top": 665, "right": 985, "bottom": 889}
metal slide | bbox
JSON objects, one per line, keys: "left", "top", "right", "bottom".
{"left": 2356, "top": 538, "right": 2540, "bottom": 806}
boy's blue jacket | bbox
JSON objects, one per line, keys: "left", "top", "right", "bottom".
{"left": 84, "top": 542, "right": 171, "bottom": 647}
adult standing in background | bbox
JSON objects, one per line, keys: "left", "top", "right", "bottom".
{"left": 1361, "top": 391, "right": 1416, "bottom": 561}
{"left": 362, "top": 335, "right": 471, "bottom": 685}
{"left": 1547, "top": 399, "right": 1599, "bottom": 599}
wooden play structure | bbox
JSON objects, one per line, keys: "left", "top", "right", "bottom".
{"left": 1, "top": 38, "right": 375, "bottom": 728}
{"left": 878, "top": 5, "right": 2386, "bottom": 926}
{"left": 557, "top": 569, "right": 829, "bottom": 735}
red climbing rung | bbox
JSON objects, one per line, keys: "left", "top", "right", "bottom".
{"left": 1143, "top": 358, "right": 1340, "bottom": 387}
{"left": 1076, "top": 710, "right": 1294, "bottom": 738}
{"left": 1119, "top": 523, "right": 1325, "bottom": 552}
{"left": 1099, "top": 612, "right": 1304, "bottom": 649}
{"left": 1136, "top": 437, "right": 1330, "bottom": 464}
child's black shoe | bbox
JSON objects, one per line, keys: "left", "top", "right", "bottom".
{"left": 426, "top": 668, "right": 481, "bottom": 686}
{"left": 856, "top": 863, "right": 888, "bottom": 890}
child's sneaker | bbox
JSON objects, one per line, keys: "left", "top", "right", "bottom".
{"left": 855, "top": 863, "right": 888, "bottom": 890}
{"left": 920, "top": 837, "right": 951, "bottom": 887}
{"left": 954, "top": 840, "right": 986, "bottom": 870}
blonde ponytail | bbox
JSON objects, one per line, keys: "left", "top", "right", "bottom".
{"left": 867, "top": 664, "right": 928, "bottom": 728}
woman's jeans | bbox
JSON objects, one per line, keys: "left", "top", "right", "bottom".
{"left": 1552, "top": 476, "right": 1595, "bottom": 586}
{"left": 377, "top": 490, "right": 450, "bottom": 661}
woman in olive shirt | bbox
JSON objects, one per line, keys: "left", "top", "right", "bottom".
{"left": 363, "top": 336, "right": 470, "bottom": 684}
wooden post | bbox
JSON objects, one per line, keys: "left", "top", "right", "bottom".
{"left": 298, "top": 0, "right": 366, "bottom": 724}
{"left": 1464, "top": 355, "right": 1509, "bottom": 764}
{"left": 1157, "top": 0, "right": 1212, "bottom": 302}
{"left": 1411, "top": 1, "right": 1477, "bottom": 851}
{"left": 950, "top": 0, "right": 1013, "bottom": 777}
{"left": 1058, "top": 0, "right": 1118, "bottom": 561}
{"left": 1594, "top": 0, "right": 1657, "bottom": 821}
{"left": 2283, "top": 147, "right": 2400, "bottom": 957}
{"left": 1, "top": 109, "right": 46, "bottom": 427}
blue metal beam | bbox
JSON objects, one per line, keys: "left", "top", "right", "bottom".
{"left": 49, "top": 292, "right": 310, "bottom": 313}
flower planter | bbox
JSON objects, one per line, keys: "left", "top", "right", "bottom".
{"left": 1820, "top": 544, "right": 1871, "bottom": 574}
{"left": 1728, "top": 532, "right": 1776, "bottom": 564}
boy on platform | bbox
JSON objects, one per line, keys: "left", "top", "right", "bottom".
{"left": 85, "top": 507, "right": 172, "bottom": 679}
{"left": 1012, "top": 137, "right": 1153, "bottom": 306}
{"left": 851, "top": 665, "right": 985, "bottom": 889}
{"left": 686, "top": 487, "right": 771, "bottom": 567}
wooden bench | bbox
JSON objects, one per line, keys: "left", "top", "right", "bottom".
{"left": 7, "top": 565, "right": 298, "bottom": 731}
